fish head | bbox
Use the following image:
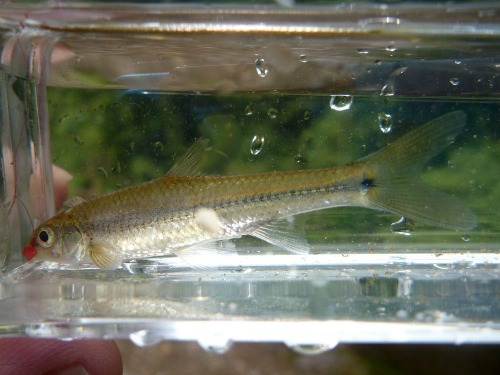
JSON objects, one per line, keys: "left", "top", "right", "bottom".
{"left": 23, "top": 213, "right": 86, "bottom": 264}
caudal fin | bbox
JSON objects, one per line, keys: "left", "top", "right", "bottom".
{"left": 362, "top": 111, "right": 476, "bottom": 230}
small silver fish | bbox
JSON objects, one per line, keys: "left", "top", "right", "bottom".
{"left": 24, "top": 111, "right": 476, "bottom": 269}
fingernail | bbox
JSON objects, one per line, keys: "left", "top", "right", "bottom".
{"left": 54, "top": 364, "right": 91, "bottom": 375}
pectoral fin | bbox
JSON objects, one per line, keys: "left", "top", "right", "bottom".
{"left": 88, "top": 244, "right": 123, "bottom": 270}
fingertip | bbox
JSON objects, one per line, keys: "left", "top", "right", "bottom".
{"left": 69, "top": 339, "right": 123, "bottom": 375}
{"left": 52, "top": 164, "right": 73, "bottom": 210}
{"left": 0, "top": 338, "right": 122, "bottom": 375}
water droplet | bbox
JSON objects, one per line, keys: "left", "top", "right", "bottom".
{"left": 310, "top": 271, "right": 328, "bottom": 287}
{"left": 380, "top": 83, "right": 395, "bottom": 96}
{"left": 156, "top": 52, "right": 167, "bottom": 61}
{"left": 462, "top": 234, "right": 471, "bottom": 242}
{"left": 390, "top": 66, "right": 407, "bottom": 77}
{"left": 153, "top": 141, "right": 163, "bottom": 155}
{"left": 416, "top": 310, "right": 457, "bottom": 324}
{"left": 378, "top": 112, "right": 393, "bottom": 133}
{"left": 72, "top": 135, "right": 83, "bottom": 145}
{"left": 228, "top": 302, "right": 238, "bottom": 311}
{"left": 356, "top": 48, "right": 369, "bottom": 54}
{"left": 386, "top": 45, "right": 396, "bottom": 52}
{"left": 198, "top": 338, "right": 233, "bottom": 354}
{"left": 329, "top": 95, "right": 353, "bottom": 111}
{"left": 97, "top": 167, "right": 108, "bottom": 178}
{"left": 289, "top": 343, "right": 338, "bottom": 355}
{"left": 390, "top": 217, "right": 415, "bottom": 236}
{"left": 129, "top": 330, "right": 163, "bottom": 347}
{"left": 299, "top": 54, "right": 307, "bottom": 63}
{"left": 396, "top": 309, "right": 409, "bottom": 319}
{"left": 59, "top": 337, "right": 75, "bottom": 342}
{"left": 478, "top": 9, "right": 496, "bottom": 17}
{"left": 454, "top": 59, "right": 462, "bottom": 65}
{"left": 112, "top": 160, "right": 122, "bottom": 174}
{"left": 433, "top": 263, "right": 455, "bottom": 270}
{"left": 250, "top": 135, "right": 265, "bottom": 155}
{"left": 267, "top": 107, "right": 278, "bottom": 118}
{"left": 294, "top": 154, "right": 307, "bottom": 165}
{"left": 255, "top": 58, "right": 269, "bottom": 78}
{"left": 450, "top": 78, "right": 460, "bottom": 86}
{"left": 244, "top": 103, "right": 254, "bottom": 116}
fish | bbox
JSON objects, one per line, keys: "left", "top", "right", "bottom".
{"left": 23, "top": 111, "right": 476, "bottom": 269}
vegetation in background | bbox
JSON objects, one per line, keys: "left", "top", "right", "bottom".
{"left": 47, "top": 88, "right": 499, "bottom": 247}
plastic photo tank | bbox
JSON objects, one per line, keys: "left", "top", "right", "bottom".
{"left": 0, "top": 1, "right": 499, "bottom": 349}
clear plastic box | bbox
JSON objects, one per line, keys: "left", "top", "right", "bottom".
{"left": 0, "top": 2, "right": 499, "bottom": 349}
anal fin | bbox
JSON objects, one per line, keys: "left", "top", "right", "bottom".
{"left": 251, "top": 219, "right": 310, "bottom": 255}
{"left": 173, "top": 240, "right": 237, "bottom": 270}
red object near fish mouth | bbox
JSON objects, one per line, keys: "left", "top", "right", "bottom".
{"left": 22, "top": 238, "right": 37, "bottom": 261}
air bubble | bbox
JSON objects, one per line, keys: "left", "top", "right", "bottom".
{"left": 255, "top": 58, "right": 269, "bottom": 78}
{"left": 299, "top": 54, "right": 307, "bottom": 63}
{"left": 267, "top": 107, "right": 278, "bottom": 118}
{"left": 129, "top": 330, "right": 163, "bottom": 347}
{"left": 303, "top": 110, "right": 311, "bottom": 120}
{"left": 198, "top": 338, "right": 233, "bottom": 354}
{"left": 390, "top": 217, "right": 415, "bottom": 236}
{"left": 356, "top": 48, "right": 369, "bottom": 54}
{"left": 450, "top": 78, "right": 460, "bottom": 86}
{"left": 289, "top": 343, "right": 338, "bottom": 355}
{"left": 378, "top": 113, "right": 393, "bottom": 133}
{"left": 386, "top": 45, "right": 396, "bottom": 52}
{"left": 244, "top": 103, "right": 254, "bottom": 116}
{"left": 329, "top": 95, "right": 353, "bottom": 111}
{"left": 462, "top": 234, "right": 471, "bottom": 242}
{"left": 380, "top": 83, "right": 395, "bottom": 96}
{"left": 250, "top": 135, "right": 265, "bottom": 155}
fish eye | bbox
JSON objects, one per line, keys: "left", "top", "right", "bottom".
{"left": 37, "top": 227, "right": 55, "bottom": 248}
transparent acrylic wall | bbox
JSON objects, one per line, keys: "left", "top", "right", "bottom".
{"left": 0, "top": 2, "right": 499, "bottom": 348}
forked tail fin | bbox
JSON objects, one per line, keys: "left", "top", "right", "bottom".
{"left": 362, "top": 111, "right": 476, "bottom": 230}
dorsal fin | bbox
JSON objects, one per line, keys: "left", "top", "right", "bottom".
{"left": 62, "top": 196, "right": 85, "bottom": 210}
{"left": 167, "top": 138, "right": 208, "bottom": 176}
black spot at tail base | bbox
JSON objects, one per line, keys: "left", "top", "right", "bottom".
{"left": 360, "top": 175, "right": 376, "bottom": 192}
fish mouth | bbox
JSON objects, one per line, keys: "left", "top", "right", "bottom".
{"left": 22, "top": 244, "right": 38, "bottom": 261}
{"left": 22, "top": 238, "right": 38, "bottom": 261}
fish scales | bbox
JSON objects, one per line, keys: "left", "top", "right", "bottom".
{"left": 73, "top": 165, "right": 364, "bottom": 259}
